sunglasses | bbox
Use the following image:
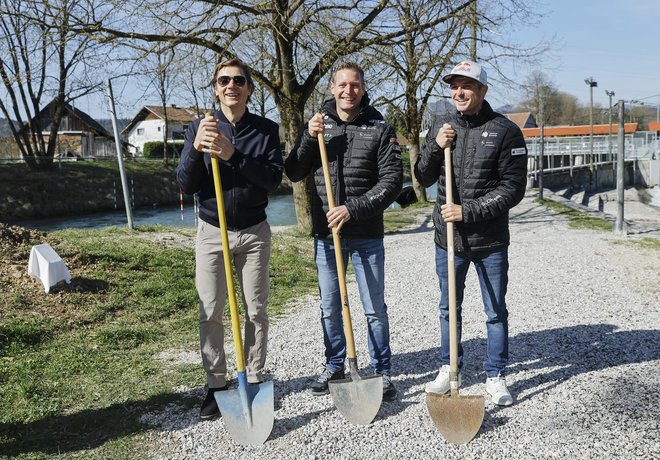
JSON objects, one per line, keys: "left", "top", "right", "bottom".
{"left": 215, "top": 75, "right": 247, "bottom": 87}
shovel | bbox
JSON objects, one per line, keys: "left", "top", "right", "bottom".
{"left": 317, "top": 132, "right": 383, "bottom": 426}
{"left": 207, "top": 114, "right": 274, "bottom": 445}
{"left": 426, "top": 146, "right": 484, "bottom": 444}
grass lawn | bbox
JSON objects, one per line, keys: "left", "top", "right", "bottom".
{"left": 0, "top": 204, "right": 432, "bottom": 459}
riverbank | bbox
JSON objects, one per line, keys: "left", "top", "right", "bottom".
{"left": 0, "top": 160, "right": 294, "bottom": 222}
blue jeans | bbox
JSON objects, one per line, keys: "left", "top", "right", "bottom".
{"left": 314, "top": 237, "right": 391, "bottom": 375}
{"left": 435, "top": 245, "right": 509, "bottom": 377}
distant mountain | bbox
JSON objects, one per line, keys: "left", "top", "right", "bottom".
{"left": 97, "top": 118, "right": 131, "bottom": 135}
{"left": 495, "top": 104, "right": 515, "bottom": 114}
{"left": 0, "top": 118, "right": 13, "bottom": 137}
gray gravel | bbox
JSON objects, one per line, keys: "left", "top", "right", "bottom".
{"left": 144, "top": 192, "right": 660, "bottom": 459}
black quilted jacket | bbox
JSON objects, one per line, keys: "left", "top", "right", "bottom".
{"left": 285, "top": 96, "right": 403, "bottom": 239}
{"left": 414, "top": 100, "right": 528, "bottom": 252}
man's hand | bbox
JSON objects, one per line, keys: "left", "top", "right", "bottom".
{"left": 435, "top": 123, "right": 455, "bottom": 149}
{"left": 193, "top": 116, "right": 235, "bottom": 161}
{"left": 327, "top": 205, "right": 351, "bottom": 232}
{"left": 440, "top": 203, "right": 463, "bottom": 223}
{"left": 308, "top": 112, "right": 325, "bottom": 138}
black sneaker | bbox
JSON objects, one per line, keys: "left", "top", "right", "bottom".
{"left": 200, "top": 385, "right": 228, "bottom": 420}
{"left": 380, "top": 374, "right": 397, "bottom": 401}
{"left": 310, "top": 368, "right": 345, "bottom": 395}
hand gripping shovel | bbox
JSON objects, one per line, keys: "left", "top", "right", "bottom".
{"left": 208, "top": 122, "right": 274, "bottom": 445}
{"left": 317, "top": 132, "right": 383, "bottom": 425}
{"left": 426, "top": 146, "right": 484, "bottom": 444}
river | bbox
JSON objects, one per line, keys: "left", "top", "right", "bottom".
{"left": 16, "top": 184, "right": 437, "bottom": 231}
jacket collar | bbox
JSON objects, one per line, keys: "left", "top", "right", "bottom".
{"left": 455, "top": 100, "right": 494, "bottom": 128}
{"left": 320, "top": 93, "right": 379, "bottom": 124}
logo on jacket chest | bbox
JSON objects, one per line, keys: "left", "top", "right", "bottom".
{"left": 481, "top": 130, "right": 499, "bottom": 148}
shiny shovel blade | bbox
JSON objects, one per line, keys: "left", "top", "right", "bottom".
{"left": 329, "top": 374, "right": 383, "bottom": 425}
{"left": 426, "top": 392, "right": 484, "bottom": 444}
{"left": 216, "top": 381, "right": 274, "bottom": 446}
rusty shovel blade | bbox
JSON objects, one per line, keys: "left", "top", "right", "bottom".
{"left": 329, "top": 374, "right": 383, "bottom": 425}
{"left": 426, "top": 392, "right": 485, "bottom": 444}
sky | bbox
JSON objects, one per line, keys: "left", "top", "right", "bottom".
{"left": 72, "top": 0, "right": 660, "bottom": 121}
{"left": 487, "top": 0, "right": 660, "bottom": 114}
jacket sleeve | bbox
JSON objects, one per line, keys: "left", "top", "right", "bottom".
{"left": 462, "top": 125, "right": 528, "bottom": 223}
{"left": 229, "top": 123, "right": 283, "bottom": 192}
{"left": 176, "top": 119, "right": 205, "bottom": 194}
{"left": 414, "top": 121, "right": 443, "bottom": 187}
{"left": 345, "top": 124, "right": 403, "bottom": 220}
{"left": 284, "top": 128, "right": 319, "bottom": 182}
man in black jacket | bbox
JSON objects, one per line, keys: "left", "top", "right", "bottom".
{"left": 177, "top": 58, "right": 283, "bottom": 419}
{"left": 414, "top": 60, "right": 527, "bottom": 406}
{"left": 285, "top": 62, "right": 403, "bottom": 401}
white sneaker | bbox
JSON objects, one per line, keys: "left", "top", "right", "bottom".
{"left": 425, "top": 365, "right": 461, "bottom": 394}
{"left": 486, "top": 375, "right": 513, "bottom": 406}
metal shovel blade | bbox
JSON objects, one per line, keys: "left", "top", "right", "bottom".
{"left": 329, "top": 374, "right": 383, "bottom": 425}
{"left": 426, "top": 392, "right": 484, "bottom": 444}
{"left": 216, "top": 380, "right": 274, "bottom": 446}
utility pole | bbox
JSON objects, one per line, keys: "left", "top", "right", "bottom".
{"left": 605, "top": 90, "right": 615, "bottom": 163}
{"left": 538, "top": 87, "right": 544, "bottom": 200}
{"left": 614, "top": 100, "right": 625, "bottom": 235}
{"left": 584, "top": 77, "right": 598, "bottom": 188}
{"left": 106, "top": 79, "right": 134, "bottom": 229}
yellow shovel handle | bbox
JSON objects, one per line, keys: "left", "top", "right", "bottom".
{"left": 318, "top": 132, "right": 357, "bottom": 360}
{"left": 208, "top": 113, "right": 246, "bottom": 373}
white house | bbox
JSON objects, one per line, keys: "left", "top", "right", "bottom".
{"left": 122, "top": 105, "right": 208, "bottom": 155}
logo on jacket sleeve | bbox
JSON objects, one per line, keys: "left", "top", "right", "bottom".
{"left": 511, "top": 147, "right": 526, "bottom": 156}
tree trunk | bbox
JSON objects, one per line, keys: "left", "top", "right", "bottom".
{"left": 407, "top": 141, "right": 428, "bottom": 202}
{"left": 279, "top": 98, "right": 313, "bottom": 235}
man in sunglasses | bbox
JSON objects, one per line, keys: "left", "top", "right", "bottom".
{"left": 177, "top": 58, "right": 284, "bottom": 420}
{"left": 414, "top": 60, "right": 527, "bottom": 406}
{"left": 285, "top": 62, "right": 403, "bottom": 401}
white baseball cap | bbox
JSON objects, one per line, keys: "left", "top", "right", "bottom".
{"left": 442, "top": 60, "right": 488, "bottom": 86}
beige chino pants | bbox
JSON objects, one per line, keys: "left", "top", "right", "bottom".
{"left": 196, "top": 219, "right": 271, "bottom": 387}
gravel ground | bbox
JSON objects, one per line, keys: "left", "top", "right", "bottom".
{"left": 143, "top": 192, "right": 660, "bottom": 459}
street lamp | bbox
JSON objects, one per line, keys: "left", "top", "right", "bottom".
{"left": 605, "top": 90, "right": 615, "bottom": 162}
{"left": 585, "top": 77, "right": 598, "bottom": 177}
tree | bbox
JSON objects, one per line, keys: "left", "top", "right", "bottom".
{"left": 0, "top": 0, "right": 106, "bottom": 169}
{"left": 515, "top": 71, "right": 588, "bottom": 126}
{"left": 75, "top": 0, "right": 477, "bottom": 233}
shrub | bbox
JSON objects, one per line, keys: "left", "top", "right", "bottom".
{"left": 142, "top": 141, "right": 185, "bottom": 158}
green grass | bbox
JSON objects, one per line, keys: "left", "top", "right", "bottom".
{"left": 537, "top": 198, "right": 613, "bottom": 232}
{"left": 612, "top": 236, "right": 660, "bottom": 251}
{"left": 384, "top": 201, "right": 433, "bottom": 233}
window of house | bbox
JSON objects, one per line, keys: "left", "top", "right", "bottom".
{"left": 158, "top": 126, "right": 161, "bottom": 132}
{"left": 137, "top": 128, "right": 144, "bottom": 135}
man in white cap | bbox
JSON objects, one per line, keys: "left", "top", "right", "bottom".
{"left": 414, "top": 60, "right": 528, "bottom": 406}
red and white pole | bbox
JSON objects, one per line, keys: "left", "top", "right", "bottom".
{"left": 179, "top": 189, "right": 184, "bottom": 221}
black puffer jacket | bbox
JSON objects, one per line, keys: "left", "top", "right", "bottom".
{"left": 285, "top": 96, "right": 403, "bottom": 239}
{"left": 414, "top": 100, "right": 528, "bottom": 252}
{"left": 176, "top": 109, "right": 283, "bottom": 230}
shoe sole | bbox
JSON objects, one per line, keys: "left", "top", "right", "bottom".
{"left": 310, "top": 388, "right": 330, "bottom": 396}
{"left": 200, "top": 411, "right": 220, "bottom": 420}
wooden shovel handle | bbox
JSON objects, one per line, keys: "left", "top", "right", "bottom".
{"left": 318, "top": 132, "right": 358, "bottom": 361}
{"left": 444, "top": 146, "right": 459, "bottom": 384}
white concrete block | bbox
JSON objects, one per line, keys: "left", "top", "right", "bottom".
{"left": 27, "top": 243, "right": 72, "bottom": 293}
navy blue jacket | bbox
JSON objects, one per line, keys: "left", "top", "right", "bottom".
{"left": 176, "top": 109, "right": 283, "bottom": 229}
{"left": 285, "top": 96, "right": 403, "bottom": 239}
